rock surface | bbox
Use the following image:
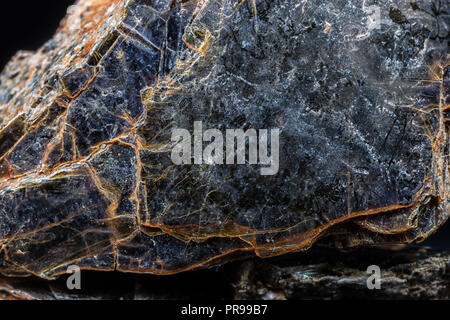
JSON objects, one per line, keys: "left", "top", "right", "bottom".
{"left": 0, "top": 0, "right": 448, "bottom": 280}
{"left": 1, "top": 247, "right": 450, "bottom": 299}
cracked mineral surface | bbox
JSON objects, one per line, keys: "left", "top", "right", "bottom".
{"left": 0, "top": 0, "right": 448, "bottom": 279}
{"left": 1, "top": 247, "right": 450, "bottom": 300}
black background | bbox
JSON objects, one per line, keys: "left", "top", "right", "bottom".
{"left": 0, "top": 1, "right": 75, "bottom": 70}
{"left": 0, "top": 1, "right": 448, "bottom": 250}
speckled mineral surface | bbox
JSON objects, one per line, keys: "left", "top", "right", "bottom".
{"left": 0, "top": 0, "right": 448, "bottom": 279}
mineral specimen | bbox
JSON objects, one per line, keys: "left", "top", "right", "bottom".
{"left": 0, "top": 0, "right": 448, "bottom": 279}
{"left": 2, "top": 247, "right": 450, "bottom": 300}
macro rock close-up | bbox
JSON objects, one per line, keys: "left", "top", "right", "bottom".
{"left": 0, "top": 0, "right": 448, "bottom": 300}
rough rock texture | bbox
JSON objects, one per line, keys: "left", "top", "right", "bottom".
{"left": 1, "top": 247, "right": 450, "bottom": 300}
{"left": 0, "top": 0, "right": 448, "bottom": 280}
{"left": 234, "top": 246, "right": 450, "bottom": 299}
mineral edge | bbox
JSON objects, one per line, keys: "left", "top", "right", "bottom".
{"left": 0, "top": 0, "right": 448, "bottom": 279}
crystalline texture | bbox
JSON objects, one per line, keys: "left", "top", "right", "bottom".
{"left": 0, "top": 0, "right": 448, "bottom": 278}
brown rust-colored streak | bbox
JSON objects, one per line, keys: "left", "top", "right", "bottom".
{"left": 22, "top": 203, "right": 420, "bottom": 275}
{"left": 140, "top": 203, "right": 416, "bottom": 241}
{"left": 251, "top": 203, "right": 419, "bottom": 258}
{"left": 355, "top": 221, "right": 414, "bottom": 235}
